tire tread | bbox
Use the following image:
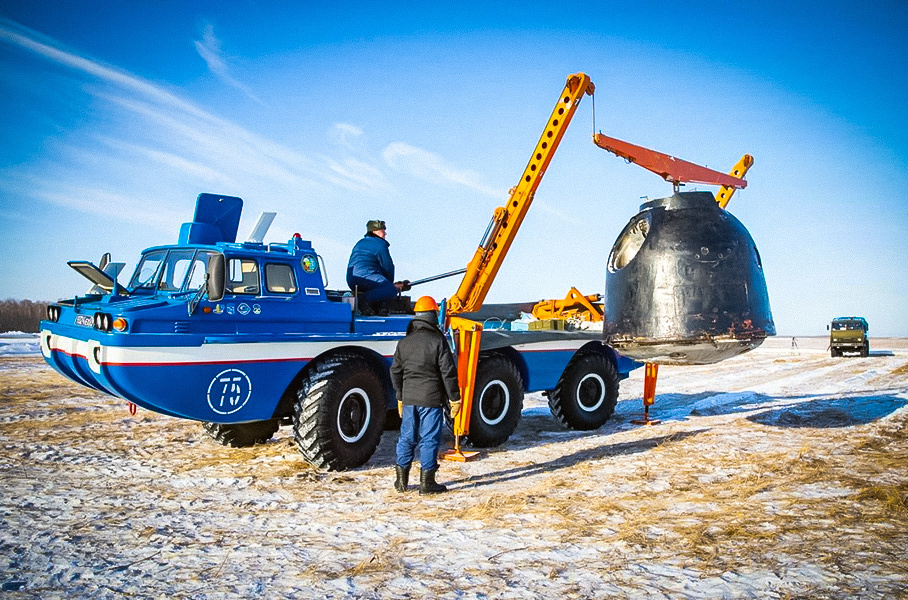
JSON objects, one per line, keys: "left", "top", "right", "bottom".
{"left": 292, "top": 353, "right": 385, "bottom": 471}
{"left": 549, "top": 352, "right": 619, "bottom": 430}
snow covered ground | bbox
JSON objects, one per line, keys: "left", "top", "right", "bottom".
{"left": 0, "top": 333, "right": 40, "bottom": 356}
{"left": 1, "top": 336, "right": 906, "bottom": 598}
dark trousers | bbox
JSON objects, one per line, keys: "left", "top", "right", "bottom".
{"left": 347, "top": 276, "right": 398, "bottom": 303}
{"left": 396, "top": 405, "right": 444, "bottom": 471}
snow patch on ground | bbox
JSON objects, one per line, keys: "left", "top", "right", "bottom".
{"left": 1, "top": 336, "right": 907, "bottom": 597}
{"left": 690, "top": 391, "right": 757, "bottom": 415}
{"left": 0, "top": 332, "right": 39, "bottom": 356}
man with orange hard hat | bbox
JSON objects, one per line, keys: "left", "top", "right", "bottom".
{"left": 390, "top": 296, "right": 462, "bottom": 494}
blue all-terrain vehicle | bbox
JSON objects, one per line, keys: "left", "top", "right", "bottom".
{"left": 40, "top": 193, "right": 638, "bottom": 470}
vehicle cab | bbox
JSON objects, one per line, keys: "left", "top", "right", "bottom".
{"left": 39, "top": 193, "right": 411, "bottom": 421}
{"left": 829, "top": 316, "right": 869, "bottom": 357}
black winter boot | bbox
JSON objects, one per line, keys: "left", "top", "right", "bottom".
{"left": 419, "top": 467, "right": 447, "bottom": 495}
{"left": 394, "top": 465, "right": 410, "bottom": 493}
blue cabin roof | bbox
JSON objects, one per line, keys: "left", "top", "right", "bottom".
{"left": 179, "top": 193, "right": 244, "bottom": 245}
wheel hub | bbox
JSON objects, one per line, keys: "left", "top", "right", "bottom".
{"left": 479, "top": 380, "right": 509, "bottom": 425}
{"left": 337, "top": 388, "right": 371, "bottom": 443}
{"left": 576, "top": 373, "right": 606, "bottom": 412}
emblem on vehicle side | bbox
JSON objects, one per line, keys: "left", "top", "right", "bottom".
{"left": 301, "top": 254, "right": 318, "bottom": 273}
{"left": 237, "top": 303, "right": 251, "bottom": 315}
{"left": 207, "top": 369, "right": 252, "bottom": 415}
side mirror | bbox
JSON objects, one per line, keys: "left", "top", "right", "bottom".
{"left": 207, "top": 253, "right": 226, "bottom": 302}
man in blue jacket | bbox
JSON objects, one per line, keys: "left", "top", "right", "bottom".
{"left": 346, "top": 220, "right": 410, "bottom": 310}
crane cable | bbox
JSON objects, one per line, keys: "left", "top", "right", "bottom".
{"left": 591, "top": 88, "right": 596, "bottom": 136}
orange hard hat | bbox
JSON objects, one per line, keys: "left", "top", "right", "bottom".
{"left": 414, "top": 296, "right": 439, "bottom": 313}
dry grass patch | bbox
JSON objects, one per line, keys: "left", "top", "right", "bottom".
{"left": 889, "top": 361, "right": 908, "bottom": 377}
{"left": 346, "top": 538, "right": 407, "bottom": 576}
{"left": 854, "top": 483, "right": 908, "bottom": 513}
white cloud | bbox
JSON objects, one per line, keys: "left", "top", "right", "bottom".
{"left": 331, "top": 123, "right": 367, "bottom": 154}
{"left": 0, "top": 18, "right": 396, "bottom": 203}
{"left": 326, "top": 157, "right": 391, "bottom": 191}
{"left": 1, "top": 18, "right": 209, "bottom": 121}
{"left": 39, "top": 188, "right": 183, "bottom": 230}
{"left": 0, "top": 16, "right": 511, "bottom": 276}
{"left": 193, "top": 23, "right": 264, "bottom": 106}
{"left": 382, "top": 142, "right": 506, "bottom": 199}
{"left": 333, "top": 123, "right": 364, "bottom": 143}
{"left": 533, "top": 201, "right": 586, "bottom": 227}
{"left": 117, "top": 144, "right": 236, "bottom": 187}
{"left": 97, "top": 92, "right": 322, "bottom": 190}
{"left": 194, "top": 23, "right": 227, "bottom": 76}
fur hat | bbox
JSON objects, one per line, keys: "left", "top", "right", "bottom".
{"left": 366, "top": 219, "right": 386, "bottom": 233}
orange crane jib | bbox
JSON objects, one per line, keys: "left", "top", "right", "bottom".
{"left": 593, "top": 133, "right": 748, "bottom": 189}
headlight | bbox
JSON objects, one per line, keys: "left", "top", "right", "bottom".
{"left": 46, "top": 305, "right": 61, "bottom": 322}
{"left": 112, "top": 317, "right": 128, "bottom": 332}
{"left": 94, "top": 312, "right": 113, "bottom": 332}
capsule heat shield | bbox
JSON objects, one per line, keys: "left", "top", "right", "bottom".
{"left": 604, "top": 191, "right": 774, "bottom": 365}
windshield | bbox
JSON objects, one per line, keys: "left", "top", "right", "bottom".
{"left": 832, "top": 320, "right": 864, "bottom": 331}
{"left": 129, "top": 249, "right": 216, "bottom": 293}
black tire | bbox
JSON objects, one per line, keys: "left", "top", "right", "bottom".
{"left": 861, "top": 342, "right": 870, "bottom": 358}
{"left": 292, "top": 354, "right": 386, "bottom": 471}
{"left": 548, "top": 352, "right": 619, "bottom": 430}
{"left": 203, "top": 419, "right": 280, "bottom": 447}
{"left": 465, "top": 355, "right": 523, "bottom": 448}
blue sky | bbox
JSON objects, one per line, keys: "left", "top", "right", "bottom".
{"left": 1, "top": 1, "right": 906, "bottom": 336}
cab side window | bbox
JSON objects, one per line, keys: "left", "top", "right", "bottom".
{"left": 226, "top": 259, "right": 260, "bottom": 295}
{"left": 265, "top": 263, "right": 298, "bottom": 294}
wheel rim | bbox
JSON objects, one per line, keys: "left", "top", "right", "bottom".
{"left": 337, "top": 387, "right": 371, "bottom": 443}
{"left": 478, "top": 380, "right": 510, "bottom": 425}
{"left": 576, "top": 373, "right": 606, "bottom": 412}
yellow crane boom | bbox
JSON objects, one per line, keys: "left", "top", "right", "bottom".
{"left": 443, "top": 73, "right": 595, "bottom": 460}
{"left": 447, "top": 73, "right": 595, "bottom": 314}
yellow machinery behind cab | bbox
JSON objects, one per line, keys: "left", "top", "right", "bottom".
{"left": 532, "top": 287, "right": 604, "bottom": 323}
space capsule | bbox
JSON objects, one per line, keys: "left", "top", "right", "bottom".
{"left": 604, "top": 191, "right": 775, "bottom": 365}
